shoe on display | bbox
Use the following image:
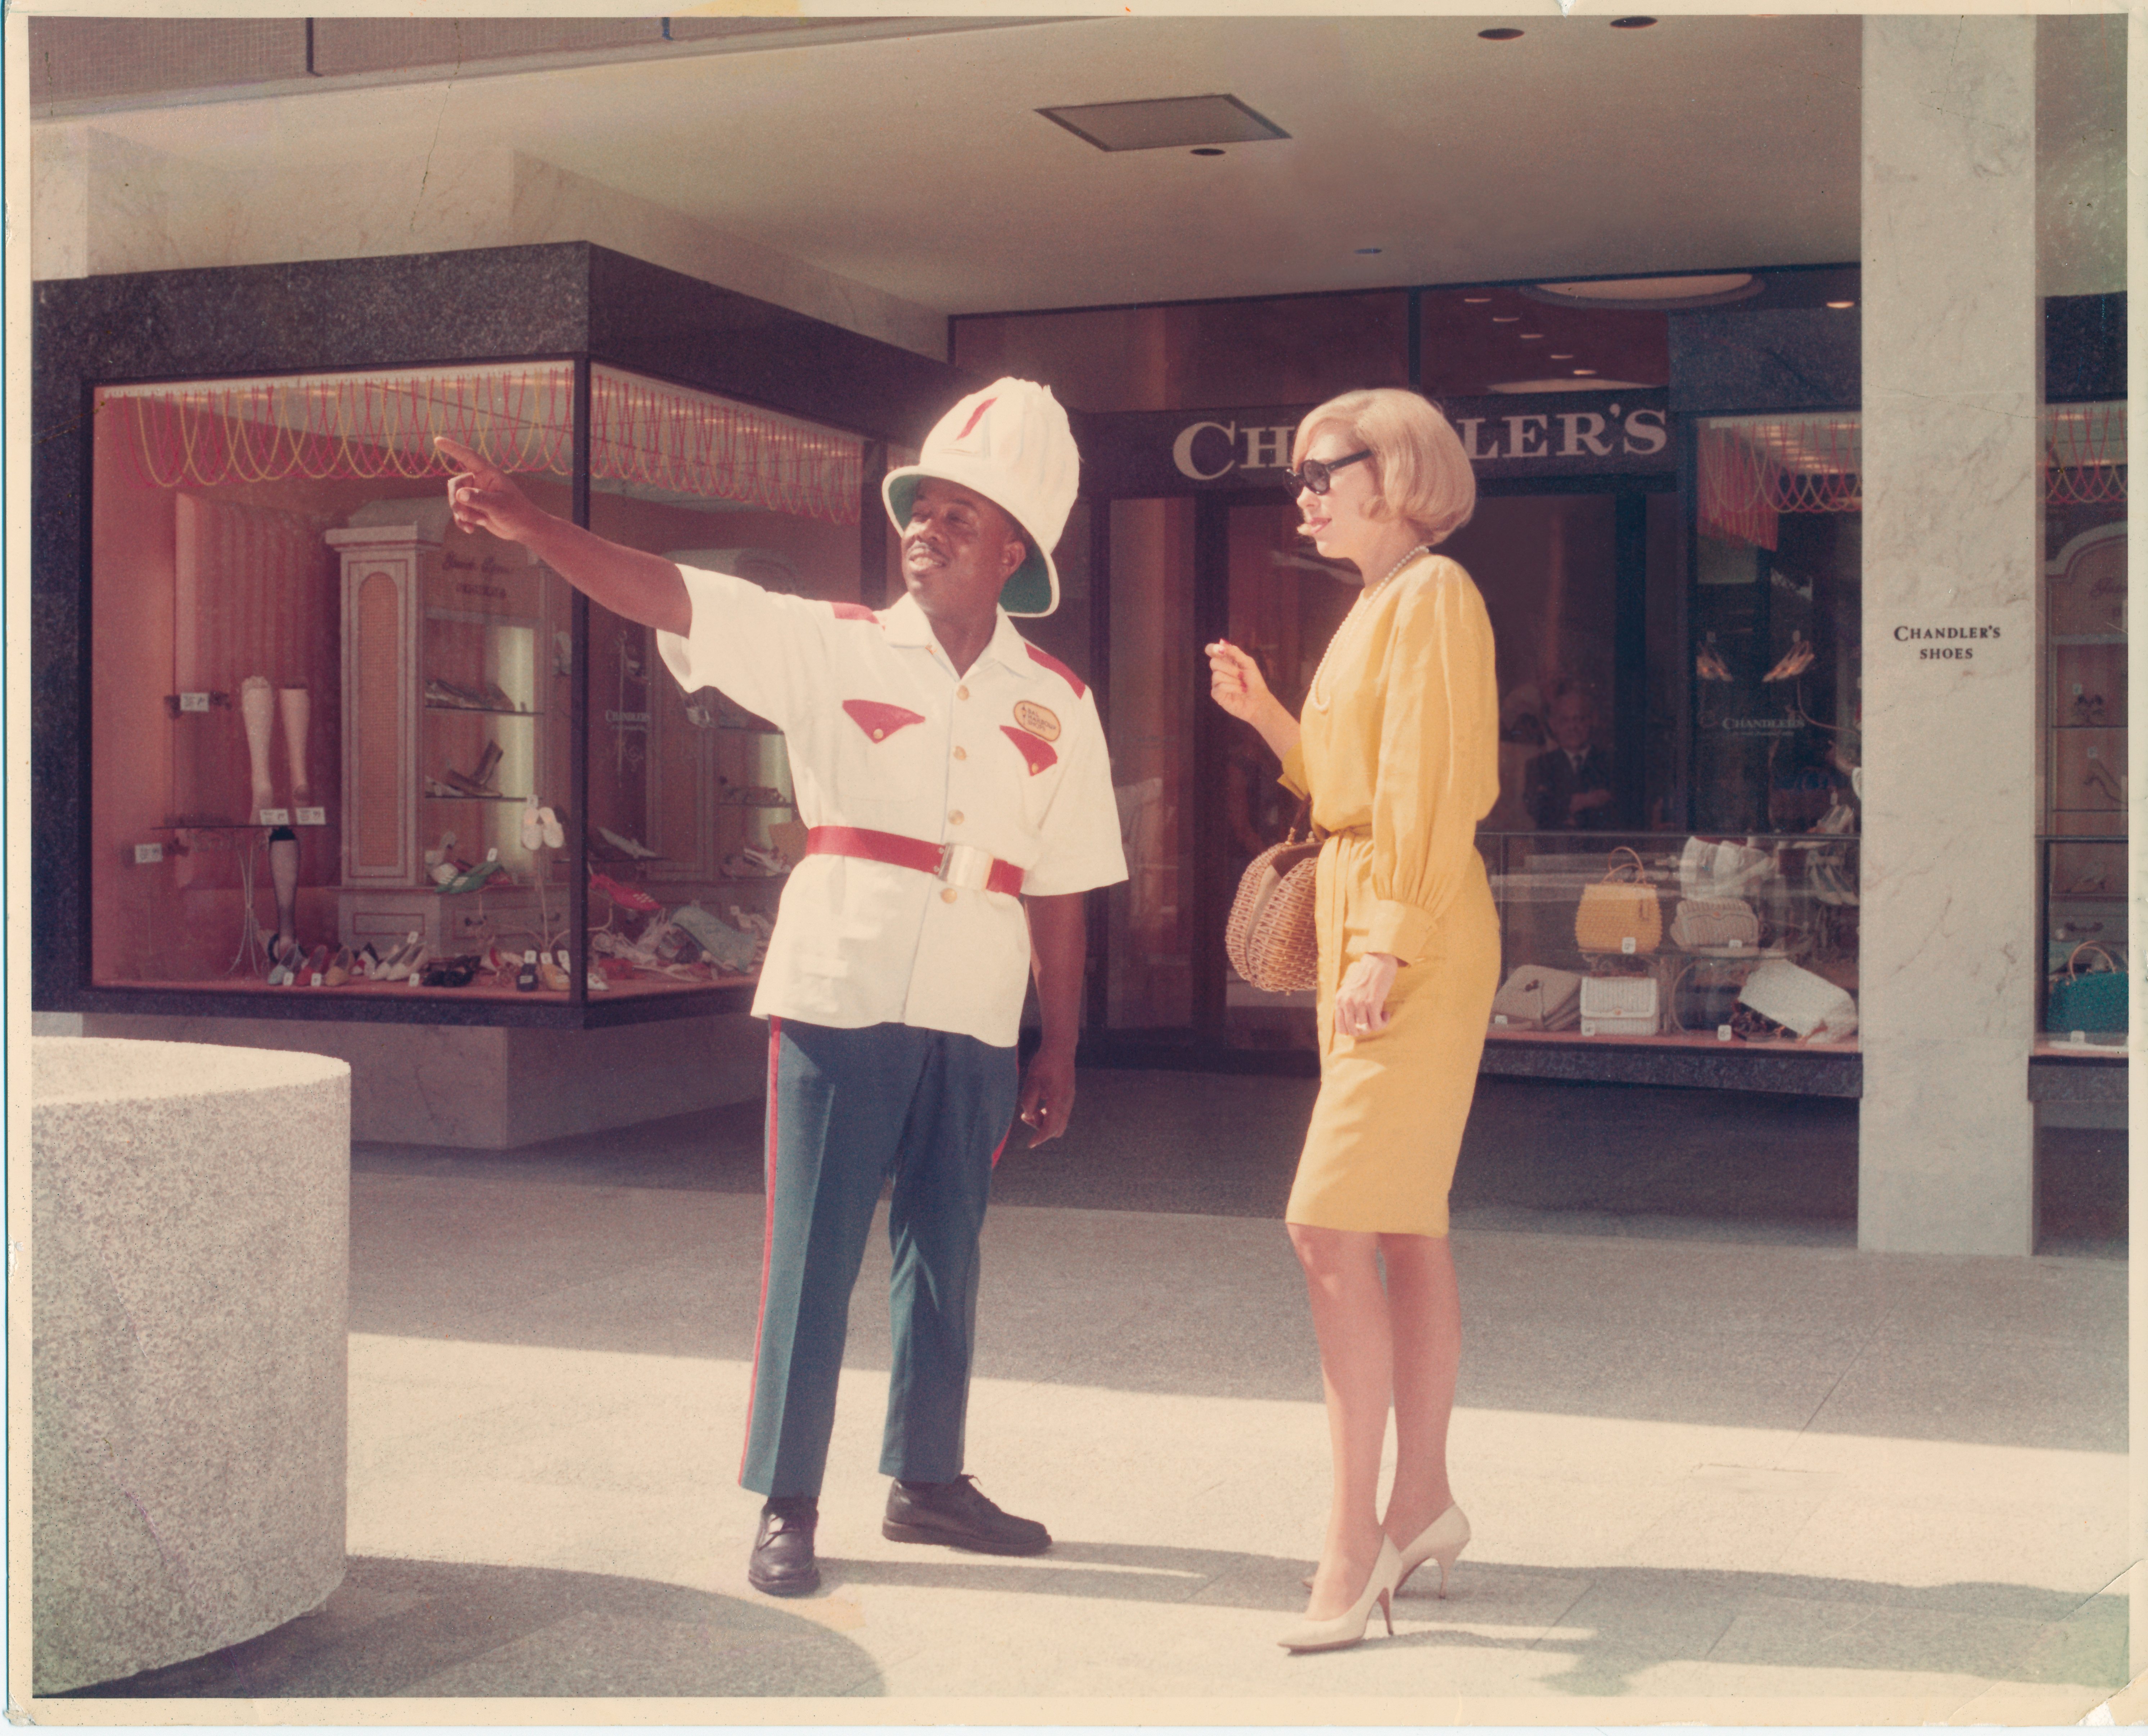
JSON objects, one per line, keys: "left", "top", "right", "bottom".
{"left": 325, "top": 946, "right": 354, "bottom": 987}
{"left": 537, "top": 951, "right": 570, "bottom": 993}
{"left": 420, "top": 955, "right": 479, "bottom": 989}
{"left": 748, "top": 1497, "right": 821, "bottom": 1597}
{"left": 741, "top": 844, "right": 791, "bottom": 876}
{"left": 881, "top": 1474, "right": 1050, "bottom": 1556}
{"left": 597, "top": 825, "right": 659, "bottom": 861}
{"left": 438, "top": 853, "right": 507, "bottom": 896}
{"left": 590, "top": 871, "right": 660, "bottom": 912}
{"left": 517, "top": 949, "right": 540, "bottom": 993}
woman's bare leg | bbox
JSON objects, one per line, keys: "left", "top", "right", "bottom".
{"left": 1377, "top": 1230, "right": 1461, "bottom": 1547}
{"left": 1288, "top": 1222, "right": 1392, "bottom": 1618}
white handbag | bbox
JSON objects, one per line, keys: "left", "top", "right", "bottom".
{"left": 1579, "top": 973, "right": 1660, "bottom": 1036}
{"left": 1678, "top": 837, "right": 1774, "bottom": 898}
{"left": 1490, "top": 964, "right": 1582, "bottom": 1031}
{"left": 1738, "top": 958, "right": 1858, "bottom": 1041}
{"left": 1669, "top": 896, "right": 1761, "bottom": 950}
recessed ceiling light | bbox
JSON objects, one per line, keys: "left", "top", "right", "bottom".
{"left": 1572, "top": 368, "right": 1598, "bottom": 376}
{"left": 1038, "top": 93, "right": 1289, "bottom": 153}
{"left": 1528, "top": 273, "right": 1761, "bottom": 311}
{"left": 1826, "top": 299, "right": 1855, "bottom": 309}
{"left": 1610, "top": 16, "right": 1656, "bottom": 27}
{"left": 1191, "top": 147, "right": 1225, "bottom": 157}
{"left": 1462, "top": 295, "right": 1493, "bottom": 304}
{"left": 1549, "top": 353, "right": 1574, "bottom": 360}
{"left": 1492, "top": 315, "right": 1520, "bottom": 324}
{"left": 1478, "top": 27, "right": 1524, "bottom": 39}
{"left": 1520, "top": 333, "right": 1544, "bottom": 340}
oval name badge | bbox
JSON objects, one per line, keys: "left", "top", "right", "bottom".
{"left": 1012, "top": 700, "right": 1061, "bottom": 742}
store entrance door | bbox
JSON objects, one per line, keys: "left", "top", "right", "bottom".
{"left": 1205, "top": 489, "right": 1640, "bottom": 1051}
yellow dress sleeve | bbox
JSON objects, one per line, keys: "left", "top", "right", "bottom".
{"left": 1277, "top": 743, "right": 1309, "bottom": 799}
{"left": 1364, "top": 564, "right": 1499, "bottom": 963}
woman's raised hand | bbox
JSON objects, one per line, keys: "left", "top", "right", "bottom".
{"left": 435, "top": 435, "right": 547, "bottom": 547}
{"left": 1206, "top": 639, "right": 1274, "bottom": 725}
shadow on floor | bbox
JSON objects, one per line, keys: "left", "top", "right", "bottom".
{"left": 60, "top": 1547, "right": 2124, "bottom": 1702}
{"left": 59, "top": 1556, "right": 883, "bottom": 1699}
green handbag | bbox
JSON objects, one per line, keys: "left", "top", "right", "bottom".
{"left": 2047, "top": 944, "right": 2128, "bottom": 1034}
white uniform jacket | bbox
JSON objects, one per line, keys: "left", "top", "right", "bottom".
{"left": 656, "top": 565, "right": 1128, "bottom": 1048}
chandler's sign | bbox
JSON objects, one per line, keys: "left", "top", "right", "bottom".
{"left": 1080, "top": 390, "right": 1674, "bottom": 497}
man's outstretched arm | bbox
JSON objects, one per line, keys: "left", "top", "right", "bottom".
{"left": 435, "top": 435, "right": 691, "bottom": 638}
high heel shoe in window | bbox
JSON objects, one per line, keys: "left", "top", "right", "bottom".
{"left": 1277, "top": 1537, "right": 1400, "bottom": 1653}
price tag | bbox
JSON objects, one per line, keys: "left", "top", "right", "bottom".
{"left": 258, "top": 808, "right": 291, "bottom": 827}
{"left": 132, "top": 842, "right": 164, "bottom": 864}
{"left": 177, "top": 691, "right": 211, "bottom": 713}
{"left": 1716, "top": 1024, "right": 1734, "bottom": 1042}
{"left": 1621, "top": 936, "right": 1636, "bottom": 955}
{"left": 1492, "top": 1013, "right": 1508, "bottom": 1027}
{"left": 294, "top": 807, "right": 328, "bottom": 827}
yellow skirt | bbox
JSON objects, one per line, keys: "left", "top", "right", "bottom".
{"left": 1284, "top": 835, "right": 1501, "bottom": 1238}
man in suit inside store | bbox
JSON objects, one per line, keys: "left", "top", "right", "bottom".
{"left": 433, "top": 378, "right": 1126, "bottom": 1600}
{"left": 1523, "top": 680, "right": 1615, "bottom": 830}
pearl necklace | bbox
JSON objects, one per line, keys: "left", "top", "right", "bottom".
{"left": 1307, "top": 545, "right": 1428, "bottom": 711}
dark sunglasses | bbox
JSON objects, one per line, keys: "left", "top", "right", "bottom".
{"left": 1285, "top": 449, "right": 1372, "bottom": 495}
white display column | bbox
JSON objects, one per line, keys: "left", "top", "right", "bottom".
{"left": 1858, "top": 16, "right": 2041, "bottom": 1254}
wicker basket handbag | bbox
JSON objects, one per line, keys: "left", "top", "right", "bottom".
{"left": 1226, "top": 812, "right": 1323, "bottom": 993}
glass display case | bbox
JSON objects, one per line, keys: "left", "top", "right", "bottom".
{"left": 82, "top": 358, "right": 866, "bottom": 1007}
{"left": 1481, "top": 830, "right": 1860, "bottom": 1048}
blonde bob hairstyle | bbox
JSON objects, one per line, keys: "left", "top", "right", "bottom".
{"left": 1293, "top": 388, "right": 1476, "bottom": 547}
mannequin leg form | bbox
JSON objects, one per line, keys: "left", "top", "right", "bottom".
{"left": 239, "top": 675, "right": 276, "bottom": 821}
{"left": 279, "top": 683, "right": 312, "bottom": 808}
{"left": 268, "top": 825, "right": 300, "bottom": 959}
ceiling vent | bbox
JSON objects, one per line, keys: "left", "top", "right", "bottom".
{"left": 1038, "top": 93, "right": 1289, "bottom": 152}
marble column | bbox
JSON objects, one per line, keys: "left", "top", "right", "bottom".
{"left": 1858, "top": 17, "right": 2041, "bottom": 1255}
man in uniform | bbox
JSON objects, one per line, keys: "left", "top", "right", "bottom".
{"left": 436, "top": 378, "right": 1125, "bottom": 1597}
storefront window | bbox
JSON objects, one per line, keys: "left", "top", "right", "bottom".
{"left": 90, "top": 363, "right": 575, "bottom": 996}
{"left": 585, "top": 365, "right": 867, "bottom": 1003}
{"left": 1104, "top": 497, "right": 1198, "bottom": 1029}
{"left": 2040, "top": 399, "right": 2126, "bottom": 1039}
{"left": 1692, "top": 415, "right": 1864, "bottom": 835}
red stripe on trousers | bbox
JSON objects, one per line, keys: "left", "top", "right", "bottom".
{"left": 990, "top": 1123, "right": 1012, "bottom": 1170}
{"left": 740, "top": 1017, "right": 782, "bottom": 1484}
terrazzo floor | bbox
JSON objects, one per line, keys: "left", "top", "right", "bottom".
{"left": 49, "top": 1071, "right": 2130, "bottom": 1720}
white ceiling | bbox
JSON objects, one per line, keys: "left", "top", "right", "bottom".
{"left": 61, "top": 15, "right": 1873, "bottom": 314}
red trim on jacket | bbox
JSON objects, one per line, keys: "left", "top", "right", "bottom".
{"left": 1000, "top": 724, "right": 1059, "bottom": 776}
{"left": 1025, "top": 643, "right": 1085, "bottom": 698}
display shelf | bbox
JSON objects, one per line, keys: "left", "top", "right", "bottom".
{"left": 424, "top": 704, "right": 535, "bottom": 718}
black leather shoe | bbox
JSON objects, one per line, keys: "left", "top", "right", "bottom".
{"left": 748, "top": 1496, "right": 821, "bottom": 1596}
{"left": 883, "top": 1474, "right": 1050, "bottom": 1556}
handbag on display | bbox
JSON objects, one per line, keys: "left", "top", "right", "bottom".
{"left": 1737, "top": 958, "right": 1858, "bottom": 1041}
{"left": 1490, "top": 964, "right": 1583, "bottom": 1031}
{"left": 2046, "top": 943, "right": 2129, "bottom": 1034}
{"left": 1574, "top": 846, "right": 1662, "bottom": 955}
{"left": 1226, "top": 809, "right": 1322, "bottom": 993}
{"left": 1578, "top": 972, "right": 1660, "bottom": 1036}
{"left": 1668, "top": 896, "right": 1761, "bottom": 950}
{"left": 1678, "top": 836, "right": 1775, "bottom": 898}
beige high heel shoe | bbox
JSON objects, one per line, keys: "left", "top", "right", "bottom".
{"left": 1277, "top": 1536, "right": 1400, "bottom": 1653}
{"left": 1393, "top": 1503, "right": 1470, "bottom": 1597}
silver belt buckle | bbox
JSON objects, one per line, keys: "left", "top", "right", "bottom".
{"left": 936, "top": 840, "right": 993, "bottom": 892}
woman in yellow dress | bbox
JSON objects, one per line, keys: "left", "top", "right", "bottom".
{"left": 1207, "top": 389, "right": 1500, "bottom": 1653}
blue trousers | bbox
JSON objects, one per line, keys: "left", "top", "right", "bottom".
{"left": 740, "top": 1017, "right": 1020, "bottom": 1499}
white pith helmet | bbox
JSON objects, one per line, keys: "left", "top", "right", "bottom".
{"left": 883, "top": 378, "right": 1079, "bottom": 617}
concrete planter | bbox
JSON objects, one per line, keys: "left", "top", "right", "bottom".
{"left": 31, "top": 1037, "right": 350, "bottom": 1696}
